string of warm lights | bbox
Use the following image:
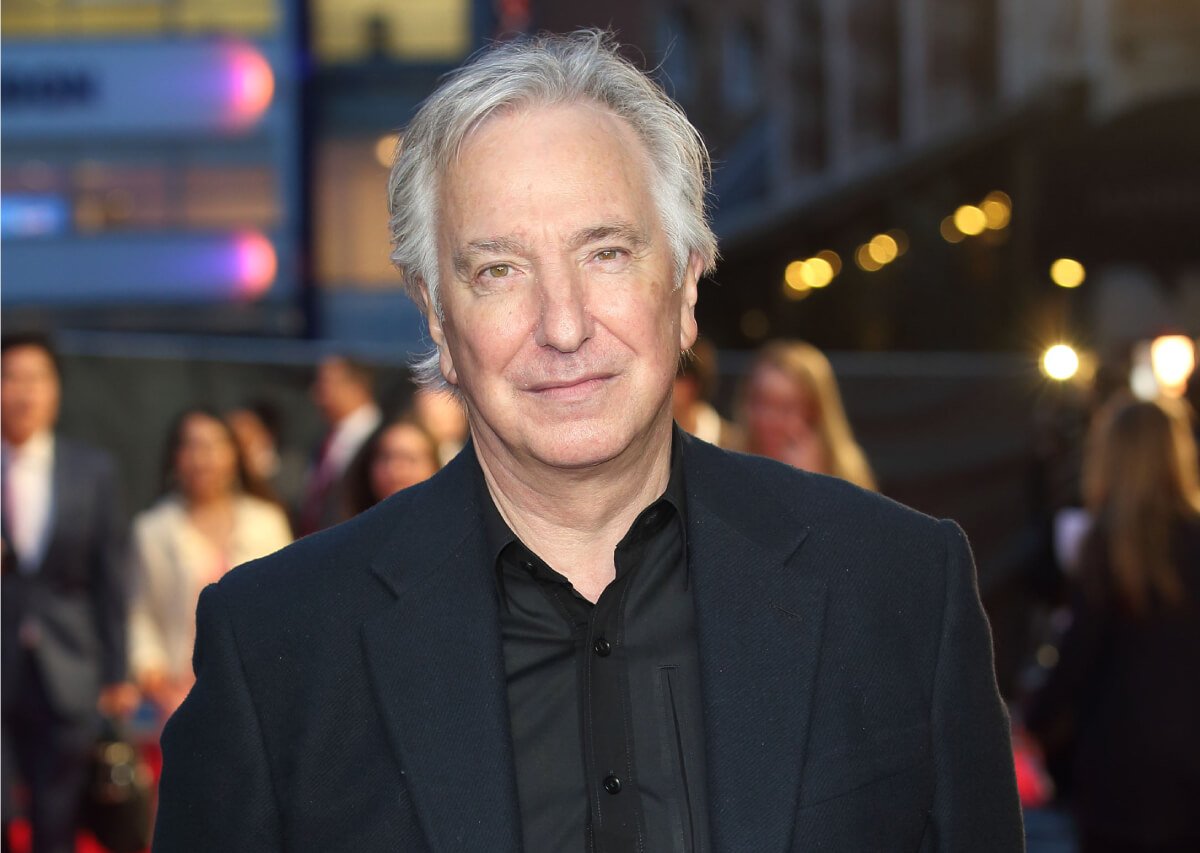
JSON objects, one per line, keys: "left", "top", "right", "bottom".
{"left": 774, "top": 189, "right": 1197, "bottom": 395}
{"left": 779, "top": 190, "right": 1012, "bottom": 301}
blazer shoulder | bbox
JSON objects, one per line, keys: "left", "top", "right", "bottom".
{"left": 55, "top": 435, "right": 116, "bottom": 478}
{"left": 685, "top": 437, "right": 942, "bottom": 545}
{"left": 211, "top": 460, "right": 475, "bottom": 625}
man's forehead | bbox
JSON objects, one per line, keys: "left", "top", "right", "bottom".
{"left": 3, "top": 346, "right": 56, "bottom": 372}
{"left": 451, "top": 98, "right": 638, "bottom": 161}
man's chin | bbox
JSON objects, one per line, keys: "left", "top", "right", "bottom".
{"left": 515, "top": 421, "right": 643, "bottom": 472}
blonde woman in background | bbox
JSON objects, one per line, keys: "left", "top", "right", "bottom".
{"left": 740, "top": 339, "right": 877, "bottom": 490}
{"left": 1027, "top": 395, "right": 1200, "bottom": 851}
{"left": 129, "top": 407, "right": 293, "bottom": 718}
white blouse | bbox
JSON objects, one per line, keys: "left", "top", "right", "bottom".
{"left": 128, "top": 493, "right": 292, "bottom": 681}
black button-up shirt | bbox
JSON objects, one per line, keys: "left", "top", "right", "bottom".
{"left": 480, "top": 437, "right": 712, "bottom": 853}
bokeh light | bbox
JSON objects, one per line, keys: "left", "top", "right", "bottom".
{"left": 1050, "top": 258, "right": 1086, "bottom": 289}
{"left": 953, "top": 205, "right": 987, "bottom": 236}
{"left": 981, "top": 191, "right": 1012, "bottom": 230}
{"left": 233, "top": 231, "right": 277, "bottom": 298}
{"left": 784, "top": 260, "right": 809, "bottom": 293}
{"left": 1150, "top": 335, "right": 1196, "bottom": 397}
{"left": 940, "top": 216, "right": 964, "bottom": 244}
{"left": 802, "top": 256, "right": 834, "bottom": 288}
{"left": 855, "top": 243, "right": 883, "bottom": 272}
{"left": 223, "top": 44, "right": 275, "bottom": 128}
{"left": 867, "top": 233, "right": 898, "bottom": 265}
{"left": 815, "top": 249, "right": 842, "bottom": 276}
{"left": 1042, "top": 344, "right": 1080, "bottom": 381}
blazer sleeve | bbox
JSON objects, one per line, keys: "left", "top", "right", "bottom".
{"left": 154, "top": 582, "right": 283, "bottom": 852}
{"left": 925, "top": 520, "right": 1025, "bottom": 852}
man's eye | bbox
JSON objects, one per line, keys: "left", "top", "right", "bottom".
{"left": 595, "top": 249, "right": 624, "bottom": 262}
{"left": 482, "top": 264, "right": 511, "bottom": 278}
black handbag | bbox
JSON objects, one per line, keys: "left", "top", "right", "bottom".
{"left": 80, "top": 718, "right": 155, "bottom": 853}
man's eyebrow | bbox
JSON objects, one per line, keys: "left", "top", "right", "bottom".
{"left": 452, "top": 237, "right": 528, "bottom": 276}
{"left": 569, "top": 222, "right": 650, "bottom": 251}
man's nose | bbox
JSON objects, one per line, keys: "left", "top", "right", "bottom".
{"left": 534, "top": 268, "right": 593, "bottom": 353}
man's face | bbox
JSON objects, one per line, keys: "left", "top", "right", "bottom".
{"left": 310, "top": 358, "right": 360, "bottom": 425}
{"left": 427, "top": 103, "right": 701, "bottom": 471}
{"left": 1, "top": 345, "right": 61, "bottom": 446}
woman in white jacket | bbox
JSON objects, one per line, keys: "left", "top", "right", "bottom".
{"left": 129, "top": 406, "right": 292, "bottom": 717}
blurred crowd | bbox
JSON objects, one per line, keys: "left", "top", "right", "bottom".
{"left": 3, "top": 329, "right": 1199, "bottom": 852}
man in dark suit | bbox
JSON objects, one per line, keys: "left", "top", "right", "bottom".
{"left": 155, "top": 32, "right": 1023, "bottom": 851}
{"left": 1, "top": 333, "right": 131, "bottom": 853}
{"left": 297, "top": 356, "right": 382, "bottom": 536}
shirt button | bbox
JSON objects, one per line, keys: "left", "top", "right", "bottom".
{"left": 593, "top": 637, "right": 612, "bottom": 657}
{"left": 603, "top": 774, "right": 622, "bottom": 795}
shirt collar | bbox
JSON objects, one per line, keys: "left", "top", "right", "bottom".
{"left": 1, "top": 430, "right": 54, "bottom": 466}
{"left": 477, "top": 425, "right": 690, "bottom": 589}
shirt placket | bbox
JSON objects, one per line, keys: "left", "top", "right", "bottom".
{"left": 583, "top": 538, "right": 647, "bottom": 853}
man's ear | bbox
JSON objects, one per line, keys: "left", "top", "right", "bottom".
{"left": 417, "top": 279, "right": 458, "bottom": 386}
{"left": 678, "top": 251, "right": 703, "bottom": 352}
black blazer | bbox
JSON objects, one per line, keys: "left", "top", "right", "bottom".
{"left": 1026, "top": 519, "right": 1200, "bottom": 846}
{"left": 1, "top": 437, "right": 127, "bottom": 719}
{"left": 154, "top": 435, "right": 1022, "bottom": 852}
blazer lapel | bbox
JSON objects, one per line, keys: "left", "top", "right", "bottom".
{"left": 359, "top": 452, "right": 521, "bottom": 853}
{"left": 685, "top": 442, "right": 828, "bottom": 853}
{"left": 38, "top": 438, "right": 76, "bottom": 575}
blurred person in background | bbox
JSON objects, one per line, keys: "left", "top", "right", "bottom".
{"left": 227, "top": 399, "right": 307, "bottom": 515}
{"left": 740, "top": 339, "right": 877, "bottom": 490}
{"left": 128, "top": 407, "right": 292, "bottom": 719}
{"left": 345, "top": 415, "right": 441, "bottom": 516}
{"left": 298, "top": 355, "right": 381, "bottom": 535}
{"left": 412, "top": 386, "right": 468, "bottom": 466}
{"left": 1026, "top": 394, "right": 1200, "bottom": 852}
{"left": 1, "top": 333, "right": 131, "bottom": 853}
{"left": 672, "top": 336, "right": 744, "bottom": 449}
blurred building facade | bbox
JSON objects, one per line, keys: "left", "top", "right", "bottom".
{"left": 4, "top": 0, "right": 1196, "bottom": 357}
{"left": 2, "top": 1, "right": 303, "bottom": 333}
{"left": 588, "top": 0, "right": 1200, "bottom": 355}
{"left": 1, "top": 0, "right": 504, "bottom": 355}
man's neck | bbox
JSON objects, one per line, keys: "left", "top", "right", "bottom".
{"left": 332, "top": 400, "right": 374, "bottom": 430}
{"left": 1, "top": 429, "right": 52, "bottom": 455}
{"left": 475, "top": 420, "right": 674, "bottom": 602}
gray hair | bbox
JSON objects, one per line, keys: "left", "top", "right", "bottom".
{"left": 387, "top": 29, "right": 718, "bottom": 389}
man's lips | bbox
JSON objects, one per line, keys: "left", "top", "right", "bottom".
{"left": 524, "top": 373, "right": 615, "bottom": 394}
